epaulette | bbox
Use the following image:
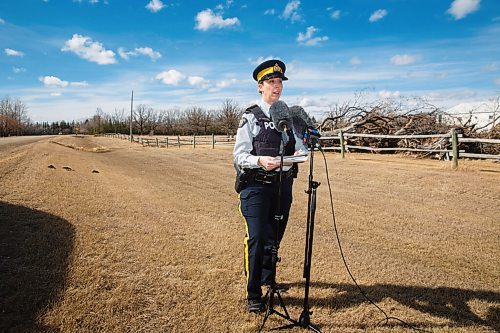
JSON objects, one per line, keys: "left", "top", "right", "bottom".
{"left": 245, "top": 104, "right": 259, "bottom": 114}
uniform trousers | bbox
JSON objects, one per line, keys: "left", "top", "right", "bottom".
{"left": 239, "top": 177, "right": 293, "bottom": 301}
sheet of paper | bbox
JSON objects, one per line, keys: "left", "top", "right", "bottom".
{"left": 272, "top": 154, "right": 308, "bottom": 165}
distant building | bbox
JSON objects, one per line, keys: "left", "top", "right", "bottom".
{"left": 443, "top": 101, "right": 498, "bottom": 131}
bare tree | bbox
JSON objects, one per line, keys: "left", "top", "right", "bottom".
{"left": 111, "top": 108, "right": 126, "bottom": 133}
{"left": 146, "top": 108, "right": 164, "bottom": 135}
{"left": 134, "top": 104, "right": 152, "bottom": 135}
{"left": 95, "top": 107, "right": 104, "bottom": 134}
{"left": 217, "top": 98, "right": 242, "bottom": 136}
{"left": 185, "top": 106, "right": 212, "bottom": 135}
{"left": 160, "top": 109, "right": 181, "bottom": 134}
{"left": 0, "top": 96, "right": 29, "bottom": 136}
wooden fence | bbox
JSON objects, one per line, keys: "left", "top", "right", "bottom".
{"left": 104, "top": 133, "right": 235, "bottom": 149}
{"left": 104, "top": 130, "right": 499, "bottom": 168}
{"left": 319, "top": 129, "right": 500, "bottom": 168}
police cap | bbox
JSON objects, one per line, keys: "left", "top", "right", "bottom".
{"left": 252, "top": 59, "right": 288, "bottom": 83}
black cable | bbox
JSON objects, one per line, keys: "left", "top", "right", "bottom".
{"left": 318, "top": 146, "right": 432, "bottom": 333}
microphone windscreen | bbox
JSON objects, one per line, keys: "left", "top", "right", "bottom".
{"left": 289, "top": 105, "right": 313, "bottom": 134}
{"left": 269, "top": 100, "right": 291, "bottom": 132}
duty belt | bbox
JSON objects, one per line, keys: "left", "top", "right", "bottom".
{"left": 250, "top": 167, "right": 295, "bottom": 184}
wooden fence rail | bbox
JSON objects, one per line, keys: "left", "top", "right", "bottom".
{"left": 103, "top": 133, "right": 236, "bottom": 149}
{"left": 103, "top": 130, "right": 498, "bottom": 168}
{"left": 320, "top": 129, "right": 500, "bottom": 168}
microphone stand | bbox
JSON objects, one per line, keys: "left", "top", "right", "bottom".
{"left": 259, "top": 128, "right": 298, "bottom": 332}
{"left": 298, "top": 135, "right": 321, "bottom": 332}
{"left": 278, "top": 131, "right": 322, "bottom": 333}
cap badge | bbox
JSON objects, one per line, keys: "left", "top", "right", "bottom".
{"left": 273, "top": 63, "right": 283, "bottom": 74}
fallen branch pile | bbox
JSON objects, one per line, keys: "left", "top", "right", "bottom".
{"left": 318, "top": 97, "right": 499, "bottom": 158}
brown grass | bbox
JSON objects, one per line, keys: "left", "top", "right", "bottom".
{"left": 0, "top": 135, "right": 498, "bottom": 333}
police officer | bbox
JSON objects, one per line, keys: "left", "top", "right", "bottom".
{"left": 233, "top": 59, "right": 307, "bottom": 313}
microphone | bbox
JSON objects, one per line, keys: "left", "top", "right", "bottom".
{"left": 289, "top": 105, "right": 313, "bottom": 135}
{"left": 289, "top": 105, "right": 321, "bottom": 144}
{"left": 269, "top": 100, "right": 292, "bottom": 132}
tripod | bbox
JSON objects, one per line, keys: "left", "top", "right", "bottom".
{"left": 258, "top": 138, "right": 298, "bottom": 332}
{"left": 297, "top": 136, "right": 322, "bottom": 332}
{"left": 278, "top": 133, "right": 322, "bottom": 333}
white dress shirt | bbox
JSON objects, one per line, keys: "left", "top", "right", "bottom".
{"left": 233, "top": 99, "right": 308, "bottom": 171}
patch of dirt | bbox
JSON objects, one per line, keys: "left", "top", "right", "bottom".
{"left": 50, "top": 135, "right": 111, "bottom": 153}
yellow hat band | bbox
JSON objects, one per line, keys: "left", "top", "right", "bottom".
{"left": 257, "top": 63, "right": 284, "bottom": 82}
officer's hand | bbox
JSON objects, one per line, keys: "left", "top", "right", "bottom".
{"left": 258, "top": 156, "right": 280, "bottom": 171}
{"left": 294, "top": 149, "right": 305, "bottom": 156}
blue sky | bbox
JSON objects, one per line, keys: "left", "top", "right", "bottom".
{"left": 1, "top": 0, "right": 499, "bottom": 122}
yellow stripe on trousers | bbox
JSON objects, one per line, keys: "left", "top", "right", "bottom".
{"left": 238, "top": 193, "right": 250, "bottom": 298}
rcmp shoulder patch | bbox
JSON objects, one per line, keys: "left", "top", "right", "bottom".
{"left": 238, "top": 117, "right": 248, "bottom": 128}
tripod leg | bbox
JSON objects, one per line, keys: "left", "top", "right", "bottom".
{"left": 275, "top": 290, "right": 291, "bottom": 319}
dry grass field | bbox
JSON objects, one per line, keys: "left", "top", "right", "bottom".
{"left": 1, "top": 135, "right": 499, "bottom": 333}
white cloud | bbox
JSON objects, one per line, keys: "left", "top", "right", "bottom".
{"left": 70, "top": 81, "right": 89, "bottom": 87}
{"left": 4, "top": 48, "right": 24, "bottom": 57}
{"left": 12, "top": 66, "right": 27, "bottom": 73}
{"left": 215, "top": 78, "right": 237, "bottom": 88}
{"left": 297, "top": 26, "right": 329, "bottom": 46}
{"left": 146, "top": 0, "right": 165, "bottom": 13}
{"left": 282, "top": 0, "right": 302, "bottom": 23}
{"left": 350, "top": 56, "right": 362, "bottom": 65}
{"left": 195, "top": 9, "right": 240, "bottom": 31}
{"left": 297, "top": 97, "right": 322, "bottom": 108}
{"left": 118, "top": 47, "right": 161, "bottom": 61}
{"left": 369, "top": 9, "right": 388, "bottom": 22}
{"left": 73, "top": 0, "right": 100, "bottom": 4}
{"left": 447, "top": 0, "right": 480, "bottom": 20}
{"left": 156, "top": 69, "right": 186, "bottom": 85}
{"left": 187, "top": 76, "right": 209, "bottom": 88}
{"left": 135, "top": 47, "right": 161, "bottom": 60}
{"left": 51, "top": 92, "right": 62, "bottom": 97}
{"left": 249, "top": 56, "right": 278, "bottom": 65}
{"left": 39, "top": 76, "right": 88, "bottom": 88}
{"left": 330, "top": 10, "right": 341, "bottom": 20}
{"left": 208, "top": 78, "right": 238, "bottom": 92}
{"left": 39, "top": 76, "right": 69, "bottom": 88}
{"left": 390, "top": 54, "right": 420, "bottom": 65}
{"left": 264, "top": 9, "right": 275, "bottom": 15}
{"left": 118, "top": 48, "right": 129, "bottom": 60}
{"left": 378, "top": 90, "right": 400, "bottom": 99}
{"left": 216, "top": 0, "right": 233, "bottom": 11}
{"left": 61, "top": 34, "right": 116, "bottom": 65}
{"left": 0, "top": 18, "right": 5, "bottom": 24}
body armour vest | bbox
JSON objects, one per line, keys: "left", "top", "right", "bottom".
{"left": 246, "top": 105, "right": 296, "bottom": 157}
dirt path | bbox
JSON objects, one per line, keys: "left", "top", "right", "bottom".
{"left": 1, "top": 135, "right": 499, "bottom": 332}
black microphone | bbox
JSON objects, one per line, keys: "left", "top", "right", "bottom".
{"left": 269, "top": 100, "right": 292, "bottom": 132}
{"left": 289, "top": 105, "right": 321, "bottom": 144}
{"left": 289, "top": 105, "right": 313, "bottom": 135}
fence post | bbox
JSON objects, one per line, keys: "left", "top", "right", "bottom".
{"left": 212, "top": 133, "right": 215, "bottom": 149}
{"left": 178, "top": 135, "right": 181, "bottom": 148}
{"left": 193, "top": 134, "right": 196, "bottom": 149}
{"left": 451, "top": 128, "right": 459, "bottom": 169}
{"left": 156, "top": 138, "right": 159, "bottom": 147}
{"left": 166, "top": 137, "right": 169, "bottom": 148}
{"left": 339, "top": 130, "right": 345, "bottom": 159}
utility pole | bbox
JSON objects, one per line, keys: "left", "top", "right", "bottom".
{"left": 130, "top": 90, "right": 134, "bottom": 142}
